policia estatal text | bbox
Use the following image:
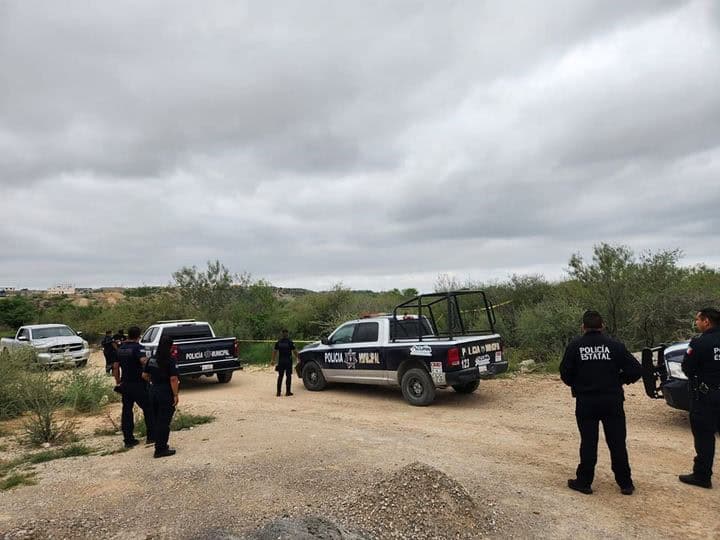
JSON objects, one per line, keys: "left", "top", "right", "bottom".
{"left": 113, "top": 326, "right": 154, "bottom": 448}
{"left": 560, "top": 310, "right": 643, "bottom": 495}
{"left": 679, "top": 307, "right": 720, "bottom": 489}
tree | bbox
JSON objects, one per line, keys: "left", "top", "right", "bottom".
{"left": 0, "top": 296, "right": 37, "bottom": 329}
{"left": 568, "top": 243, "right": 635, "bottom": 337}
{"left": 172, "top": 260, "right": 239, "bottom": 318}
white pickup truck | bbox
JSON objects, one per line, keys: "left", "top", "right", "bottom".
{"left": 1, "top": 324, "right": 91, "bottom": 367}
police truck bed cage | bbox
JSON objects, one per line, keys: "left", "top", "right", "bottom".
{"left": 392, "top": 290, "right": 497, "bottom": 342}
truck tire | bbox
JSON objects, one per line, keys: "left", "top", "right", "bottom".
{"left": 302, "top": 361, "right": 327, "bottom": 391}
{"left": 401, "top": 367, "right": 436, "bottom": 406}
{"left": 452, "top": 380, "right": 480, "bottom": 394}
{"left": 75, "top": 359, "right": 88, "bottom": 368}
{"left": 217, "top": 371, "right": 233, "bottom": 383}
{"left": 1, "top": 348, "right": 9, "bottom": 361}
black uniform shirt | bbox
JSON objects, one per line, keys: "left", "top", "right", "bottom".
{"left": 560, "top": 330, "right": 643, "bottom": 398}
{"left": 144, "top": 357, "right": 180, "bottom": 385}
{"left": 101, "top": 335, "right": 115, "bottom": 359}
{"left": 682, "top": 327, "right": 720, "bottom": 386}
{"left": 116, "top": 342, "right": 147, "bottom": 383}
{"left": 274, "top": 338, "right": 295, "bottom": 364}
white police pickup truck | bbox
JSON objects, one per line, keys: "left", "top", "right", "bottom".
{"left": 1, "top": 324, "right": 90, "bottom": 367}
{"left": 642, "top": 341, "right": 691, "bottom": 411}
{"left": 140, "top": 320, "right": 241, "bottom": 383}
{"left": 296, "top": 291, "right": 508, "bottom": 406}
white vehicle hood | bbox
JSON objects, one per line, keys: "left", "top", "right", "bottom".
{"left": 32, "top": 336, "right": 85, "bottom": 348}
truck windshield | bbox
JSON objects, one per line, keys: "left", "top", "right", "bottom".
{"left": 32, "top": 327, "right": 76, "bottom": 339}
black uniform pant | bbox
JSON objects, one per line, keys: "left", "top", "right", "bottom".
{"left": 690, "top": 392, "right": 720, "bottom": 480}
{"left": 151, "top": 383, "right": 176, "bottom": 453}
{"left": 121, "top": 381, "right": 154, "bottom": 444}
{"left": 276, "top": 363, "right": 292, "bottom": 395}
{"left": 575, "top": 395, "right": 632, "bottom": 487}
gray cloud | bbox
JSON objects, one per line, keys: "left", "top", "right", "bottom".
{"left": 1, "top": 0, "right": 719, "bottom": 292}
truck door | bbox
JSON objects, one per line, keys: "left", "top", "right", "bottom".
{"left": 321, "top": 323, "right": 356, "bottom": 380}
{"left": 350, "top": 321, "right": 388, "bottom": 384}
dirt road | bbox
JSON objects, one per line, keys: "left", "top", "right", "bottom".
{"left": 1, "top": 353, "right": 718, "bottom": 539}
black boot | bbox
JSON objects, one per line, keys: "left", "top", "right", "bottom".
{"left": 679, "top": 474, "right": 712, "bottom": 488}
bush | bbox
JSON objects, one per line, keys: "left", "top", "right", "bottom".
{"left": 16, "top": 370, "right": 77, "bottom": 446}
{"left": 0, "top": 348, "right": 39, "bottom": 420}
{"left": 62, "top": 371, "right": 118, "bottom": 413}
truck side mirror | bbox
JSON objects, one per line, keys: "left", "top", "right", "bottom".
{"left": 320, "top": 336, "right": 329, "bottom": 345}
{"left": 76, "top": 331, "right": 83, "bottom": 336}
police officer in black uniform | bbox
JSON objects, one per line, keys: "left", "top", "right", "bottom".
{"left": 560, "top": 310, "right": 643, "bottom": 495}
{"left": 112, "top": 326, "right": 155, "bottom": 448}
{"left": 679, "top": 307, "right": 720, "bottom": 488}
{"left": 271, "top": 329, "right": 298, "bottom": 397}
{"left": 143, "top": 335, "right": 179, "bottom": 458}
{"left": 101, "top": 330, "right": 115, "bottom": 375}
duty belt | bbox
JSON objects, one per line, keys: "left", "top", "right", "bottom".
{"left": 698, "top": 382, "right": 720, "bottom": 394}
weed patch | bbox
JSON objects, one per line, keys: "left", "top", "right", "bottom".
{"left": 62, "top": 371, "right": 118, "bottom": 413}
{"left": 26, "top": 444, "right": 92, "bottom": 464}
{"left": 133, "top": 411, "right": 215, "bottom": 438}
{"left": 1, "top": 472, "right": 37, "bottom": 491}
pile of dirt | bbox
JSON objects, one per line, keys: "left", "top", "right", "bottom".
{"left": 238, "top": 516, "right": 366, "bottom": 540}
{"left": 335, "top": 462, "right": 501, "bottom": 539}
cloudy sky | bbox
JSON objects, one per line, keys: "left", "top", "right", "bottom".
{"left": 1, "top": 1, "right": 719, "bottom": 292}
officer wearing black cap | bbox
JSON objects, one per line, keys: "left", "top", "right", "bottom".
{"left": 112, "top": 326, "right": 154, "bottom": 448}
{"left": 679, "top": 307, "right": 720, "bottom": 489}
{"left": 271, "top": 329, "right": 298, "bottom": 397}
{"left": 560, "top": 310, "right": 643, "bottom": 495}
{"left": 143, "top": 334, "right": 179, "bottom": 458}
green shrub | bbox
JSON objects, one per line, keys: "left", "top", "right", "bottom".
{"left": 0, "top": 348, "right": 42, "bottom": 420}
{"left": 61, "top": 371, "right": 118, "bottom": 413}
{"left": 16, "top": 370, "right": 77, "bottom": 446}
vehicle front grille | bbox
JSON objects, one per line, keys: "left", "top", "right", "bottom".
{"left": 48, "top": 344, "right": 84, "bottom": 354}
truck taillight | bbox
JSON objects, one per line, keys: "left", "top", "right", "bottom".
{"left": 170, "top": 344, "right": 178, "bottom": 360}
{"left": 447, "top": 347, "right": 460, "bottom": 367}
{"left": 233, "top": 338, "right": 238, "bottom": 357}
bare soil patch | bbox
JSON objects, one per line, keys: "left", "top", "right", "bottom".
{"left": 1, "top": 352, "right": 718, "bottom": 539}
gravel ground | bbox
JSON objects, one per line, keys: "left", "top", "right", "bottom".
{"left": 1, "top": 353, "right": 719, "bottom": 539}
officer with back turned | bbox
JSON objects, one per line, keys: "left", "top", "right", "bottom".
{"left": 560, "top": 310, "right": 643, "bottom": 495}
{"left": 679, "top": 307, "right": 720, "bottom": 489}
{"left": 113, "top": 326, "right": 154, "bottom": 448}
{"left": 101, "top": 330, "right": 115, "bottom": 374}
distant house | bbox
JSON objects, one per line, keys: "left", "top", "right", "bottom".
{"left": 48, "top": 284, "right": 76, "bottom": 295}
{"left": 0, "top": 287, "right": 15, "bottom": 297}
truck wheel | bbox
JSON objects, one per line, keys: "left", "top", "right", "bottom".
{"left": 302, "top": 362, "right": 326, "bottom": 391}
{"left": 75, "top": 359, "right": 88, "bottom": 368}
{"left": 401, "top": 368, "right": 436, "bottom": 406}
{"left": 217, "top": 371, "right": 233, "bottom": 383}
{"left": 452, "top": 380, "right": 480, "bottom": 394}
{"left": 1, "top": 348, "right": 9, "bottom": 361}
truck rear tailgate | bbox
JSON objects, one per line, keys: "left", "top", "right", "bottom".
{"left": 174, "top": 337, "right": 241, "bottom": 376}
{"left": 456, "top": 336, "right": 507, "bottom": 377}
